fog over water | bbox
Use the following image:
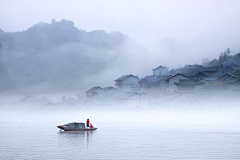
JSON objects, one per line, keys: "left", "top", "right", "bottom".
{"left": 1, "top": 105, "right": 240, "bottom": 128}
{"left": 1, "top": 104, "right": 240, "bottom": 159}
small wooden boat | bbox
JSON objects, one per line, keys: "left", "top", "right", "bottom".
{"left": 57, "top": 122, "right": 97, "bottom": 131}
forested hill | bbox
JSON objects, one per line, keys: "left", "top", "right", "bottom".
{"left": 0, "top": 19, "right": 147, "bottom": 92}
{"left": 0, "top": 19, "right": 128, "bottom": 52}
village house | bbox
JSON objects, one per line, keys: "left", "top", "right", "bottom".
{"left": 84, "top": 60, "right": 240, "bottom": 107}
{"left": 139, "top": 65, "right": 207, "bottom": 96}
{"left": 224, "top": 77, "right": 240, "bottom": 86}
{"left": 174, "top": 79, "right": 205, "bottom": 93}
{"left": 164, "top": 73, "right": 190, "bottom": 93}
{"left": 217, "top": 73, "right": 237, "bottom": 82}
{"left": 139, "top": 75, "right": 171, "bottom": 96}
{"left": 138, "top": 65, "right": 173, "bottom": 96}
{"left": 85, "top": 86, "right": 121, "bottom": 102}
{"left": 92, "top": 87, "right": 122, "bottom": 101}
{"left": 152, "top": 66, "right": 169, "bottom": 76}
{"left": 138, "top": 75, "right": 155, "bottom": 89}
{"left": 181, "top": 64, "right": 206, "bottom": 73}
{"left": 202, "top": 66, "right": 220, "bottom": 76}
{"left": 223, "top": 66, "right": 235, "bottom": 74}
{"left": 200, "top": 76, "right": 218, "bottom": 83}
{"left": 180, "top": 65, "right": 220, "bottom": 80}
{"left": 223, "top": 63, "right": 239, "bottom": 74}
{"left": 118, "top": 92, "right": 147, "bottom": 107}
{"left": 206, "top": 59, "right": 220, "bottom": 67}
{"left": 85, "top": 86, "right": 103, "bottom": 100}
{"left": 225, "top": 62, "right": 239, "bottom": 69}
{"left": 168, "top": 69, "right": 178, "bottom": 75}
{"left": 115, "top": 74, "right": 139, "bottom": 91}
{"left": 183, "top": 71, "right": 207, "bottom": 79}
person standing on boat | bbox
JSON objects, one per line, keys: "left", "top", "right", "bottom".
{"left": 86, "top": 119, "right": 90, "bottom": 128}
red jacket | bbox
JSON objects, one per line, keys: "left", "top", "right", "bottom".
{"left": 86, "top": 119, "right": 90, "bottom": 125}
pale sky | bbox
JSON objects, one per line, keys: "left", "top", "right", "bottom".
{"left": 1, "top": 0, "right": 240, "bottom": 65}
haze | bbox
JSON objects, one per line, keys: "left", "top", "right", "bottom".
{"left": 1, "top": 0, "right": 240, "bottom": 65}
{"left": 1, "top": 2, "right": 240, "bottom": 158}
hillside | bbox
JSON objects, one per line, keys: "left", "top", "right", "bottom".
{"left": 0, "top": 19, "right": 148, "bottom": 93}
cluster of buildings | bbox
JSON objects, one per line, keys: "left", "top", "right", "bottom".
{"left": 85, "top": 62, "right": 240, "bottom": 107}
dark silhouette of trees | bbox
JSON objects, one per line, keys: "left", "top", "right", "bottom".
{"left": 219, "top": 48, "right": 231, "bottom": 64}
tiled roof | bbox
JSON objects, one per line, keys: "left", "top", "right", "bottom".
{"left": 85, "top": 86, "right": 102, "bottom": 93}
{"left": 210, "top": 71, "right": 225, "bottom": 77}
{"left": 174, "top": 79, "right": 204, "bottom": 85}
{"left": 139, "top": 75, "right": 172, "bottom": 83}
{"left": 224, "top": 66, "right": 234, "bottom": 70}
{"left": 118, "top": 92, "right": 137, "bottom": 100}
{"left": 147, "top": 75, "right": 172, "bottom": 83}
{"left": 183, "top": 71, "right": 207, "bottom": 77}
{"left": 139, "top": 75, "right": 155, "bottom": 83}
{"left": 204, "top": 66, "right": 220, "bottom": 71}
{"left": 224, "top": 77, "right": 240, "bottom": 84}
{"left": 118, "top": 92, "right": 144, "bottom": 100}
{"left": 164, "top": 73, "right": 189, "bottom": 81}
{"left": 103, "top": 86, "right": 119, "bottom": 91}
{"left": 153, "top": 65, "right": 167, "bottom": 70}
{"left": 217, "top": 73, "right": 236, "bottom": 80}
{"left": 201, "top": 77, "right": 218, "bottom": 82}
{"left": 183, "top": 65, "right": 206, "bottom": 70}
{"left": 169, "top": 69, "right": 178, "bottom": 74}
{"left": 225, "top": 63, "right": 239, "bottom": 69}
{"left": 115, "top": 74, "right": 139, "bottom": 81}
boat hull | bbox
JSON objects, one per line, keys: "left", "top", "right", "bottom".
{"left": 57, "top": 125, "right": 97, "bottom": 131}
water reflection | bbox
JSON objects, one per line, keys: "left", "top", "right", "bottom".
{"left": 57, "top": 131, "right": 95, "bottom": 149}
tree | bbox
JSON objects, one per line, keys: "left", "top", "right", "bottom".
{"left": 226, "top": 48, "right": 231, "bottom": 55}
{"left": 51, "top": 18, "right": 56, "bottom": 23}
{"left": 219, "top": 48, "right": 231, "bottom": 64}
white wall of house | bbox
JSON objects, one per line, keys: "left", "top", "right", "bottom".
{"left": 158, "top": 81, "right": 169, "bottom": 93}
{"left": 168, "top": 75, "right": 189, "bottom": 92}
{"left": 153, "top": 67, "right": 169, "bottom": 76}
{"left": 140, "top": 82, "right": 166, "bottom": 97}
{"left": 120, "top": 76, "right": 139, "bottom": 91}
{"left": 99, "top": 88, "right": 121, "bottom": 100}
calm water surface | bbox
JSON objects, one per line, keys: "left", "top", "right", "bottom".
{"left": 1, "top": 111, "right": 240, "bottom": 160}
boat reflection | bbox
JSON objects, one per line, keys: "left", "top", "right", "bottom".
{"left": 57, "top": 131, "right": 95, "bottom": 149}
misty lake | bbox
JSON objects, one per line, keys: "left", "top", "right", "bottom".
{"left": 1, "top": 109, "right": 240, "bottom": 160}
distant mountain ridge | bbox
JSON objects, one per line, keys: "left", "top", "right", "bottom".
{"left": 0, "top": 19, "right": 128, "bottom": 52}
{"left": 0, "top": 19, "right": 146, "bottom": 92}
